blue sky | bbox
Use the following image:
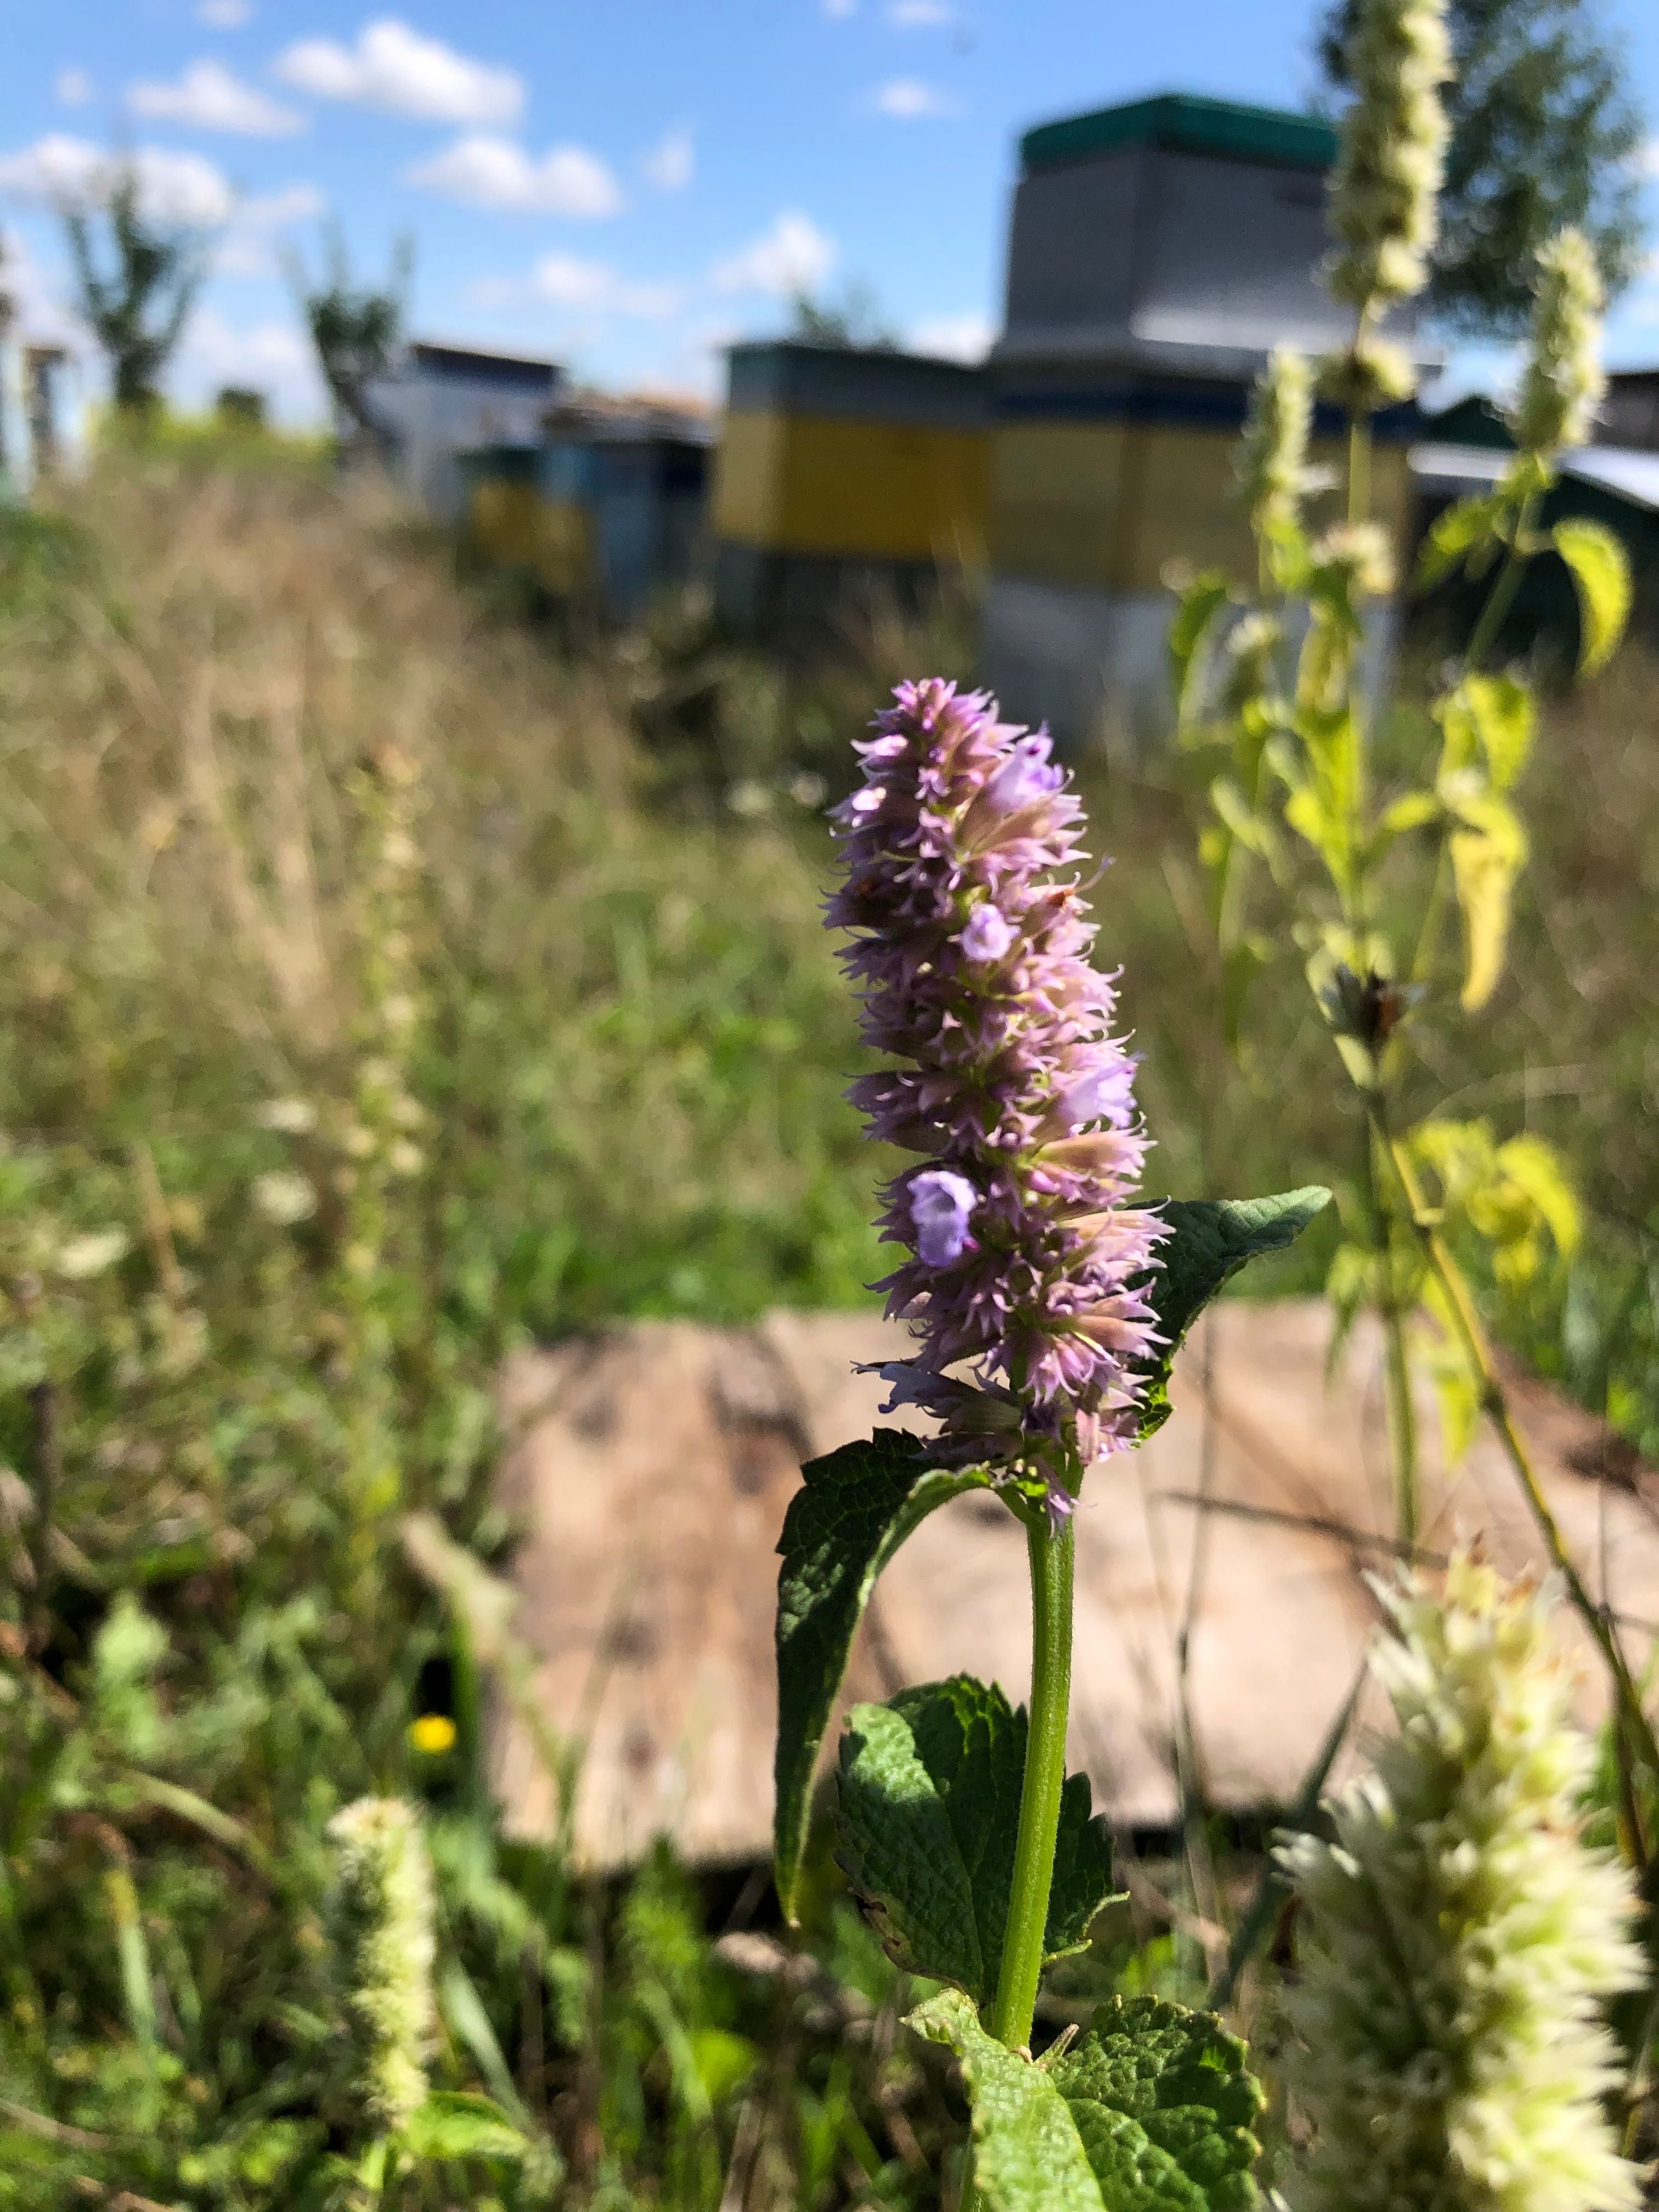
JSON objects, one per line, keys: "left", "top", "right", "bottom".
{"left": 3, "top": 0, "right": 1656, "bottom": 422}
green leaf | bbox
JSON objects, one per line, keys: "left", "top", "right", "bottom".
{"left": 1553, "top": 518, "right": 1630, "bottom": 676}
{"left": 1414, "top": 490, "right": 1506, "bottom": 589}
{"left": 774, "top": 1432, "right": 992, "bottom": 1922}
{"left": 403, "top": 2091, "right": 527, "bottom": 2163}
{"left": 909, "top": 1989, "right": 1105, "bottom": 2212}
{"left": 1166, "top": 569, "right": 1232, "bottom": 731}
{"left": 1448, "top": 794, "right": 1527, "bottom": 1011}
{"left": 1135, "top": 1192, "right": 1331, "bottom": 1438}
{"left": 1436, "top": 674, "right": 1536, "bottom": 793}
{"left": 907, "top": 1988, "right": 1263, "bottom": 2212}
{"left": 1220, "top": 936, "right": 1272, "bottom": 1058}
{"left": 1048, "top": 1995, "right": 1266, "bottom": 2212}
{"left": 836, "top": 1675, "right": 1116, "bottom": 2004}
{"left": 439, "top": 1959, "right": 534, "bottom": 2131}
{"left": 1370, "top": 789, "right": 1441, "bottom": 855}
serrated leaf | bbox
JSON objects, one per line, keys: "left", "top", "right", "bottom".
{"left": 774, "top": 1432, "right": 992, "bottom": 1922}
{"left": 1048, "top": 1995, "right": 1265, "bottom": 2212}
{"left": 837, "top": 1675, "right": 1116, "bottom": 2003}
{"left": 1553, "top": 517, "right": 1630, "bottom": 676}
{"left": 1414, "top": 490, "right": 1506, "bottom": 588}
{"left": 403, "top": 2091, "right": 527, "bottom": 2162}
{"left": 1135, "top": 1192, "right": 1331, "bottom": 1437}
{"left": 908, "top": 1988, "right": 1263, "bottom": 2212}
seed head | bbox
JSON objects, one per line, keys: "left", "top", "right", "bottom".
{"left": 326, "top": 1796, "right": 437, "bottom": 2136}
{"left": 1327, "top": 0, "right": 1452, "bottom": 314}
{"left": 1279, "top": 1554, "right": 1643, "bottom": 2212}
{"left": 1237, "top": 349, "right": 1314, "bottom": 538}
{"left": 1510, "top": 228, "right": 1605, "bottom": 457}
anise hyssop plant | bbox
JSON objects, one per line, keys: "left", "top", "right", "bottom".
{"left": 771, "top": 680, "right": 1331, "bottom": 2212}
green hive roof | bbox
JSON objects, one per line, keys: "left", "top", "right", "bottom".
{"left": 1020, "top": 92, "right": 1339, "bottom": 175}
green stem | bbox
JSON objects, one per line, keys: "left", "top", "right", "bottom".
{"left": 1460, "top": 490, "right": 1538, "bottom": 675}
{"left": 988, "top": 1514, "right": 1075, "bottom": 2052}
{"left": 1381, "top": 1291, "right": 1419, "bottom": 1554}
{"left": 1346, "top": 302, "right": 1375, "bottom": 530}
{"left": 1359, "top": 1108, "right": 1419, "bottom": 1549}
{"left": 1346, "top": 413, "right": 1372, "bottom": 529}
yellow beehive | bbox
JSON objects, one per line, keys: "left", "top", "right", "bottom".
{"left": 713, "top": 342, "right": 988, "bottom": 633}
{"left": 990, "top": 417, "right": 1414, "bottom": 592}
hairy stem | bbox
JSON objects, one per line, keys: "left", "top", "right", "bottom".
{"left": 989, "top": 1514, "right": 1075, "bottom": 2051}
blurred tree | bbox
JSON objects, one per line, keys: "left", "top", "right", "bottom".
{"left": 288, "top": 226, "right": 413, "bottom": 452}
{"left": 215, "top": 386, "right": 267, "bottom": 433}
{"left": 63, "top": 163, "right": 212, "bottom": 414}
{"left": 1316, "top": 0, "right": 1646, "bottom": 336}
{"left": 788, "top": 279, "right": 899, "bottom": 351}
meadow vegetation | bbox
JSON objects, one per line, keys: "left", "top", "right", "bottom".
{"left": 1, "top": 440, "right": 1656, "bottom": 2205}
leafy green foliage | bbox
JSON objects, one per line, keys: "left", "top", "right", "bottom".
{"left": 1135, "top": 1191, "right": 1332, "bottom": 1436}
{"left": 1415, "top": 491, "right": 1509, "bottom": 588}
{"left": 63, "top": 164, "right": 211, "bottom": 414}
{"left": 836, "top": 1676, "right": 1116, "bottom": 2003}
{"left": 286, "top": 224, "right": 413, "bottom": 446}
{"left": 774, "top": 1434, "right": 993, "bottom": 1921}
{"left": 1552, "top": 517, "right": 1631, "bottom": 676}
{"left": 908, "top": 1989, "right": 1263, "bottom": 2212}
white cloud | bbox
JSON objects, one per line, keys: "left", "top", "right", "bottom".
{"left": 406, "top": 134, "right": 621, "bottom": 216}
{"left": 643, "top": 125, "right": 693, "bottom": 194}
{"left": 712, "top": 209, "right": 836, "bottom": 298}
{"left": 470, "top": 253, "right": 683, "bottom": 320}
{"left": 909, "top": 309, "right": 992, "bottom": 361}
{"left": 274, "top": 19, "right": 522, "bottom": 126}
{"left": 215, "top": 182, "right": 328, "bottom": 275}
{"left": 868, "top": 77, "right": 958, "bottom": 118}
{"left": 887, "top": 0, "right": 953, "bottom": 21}
{"left": 128, "top": 59, "right": 304, "bottom": 137}
{"left": 1638, "top": 139, "right": 1659, "bottom": 182}
{"left": 531, "top": 253, "right": 682, "bottom": 317}
{"left": 0, "top": 136, "right": 235, "bottom": 227}
{"left": 0, "top": 228, "right": 79, "bottom": 345}
{"left": 199, "top": 0, "right": 255, "bottom": 23}
{"left": 55, "top": 68, "right": 93, "bottom": 106}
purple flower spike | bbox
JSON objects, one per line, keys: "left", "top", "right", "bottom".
{"left": 909, "top": 1170, "right": 978, "bottom": 1266}
{"left": 829, "top": 680, "right": 1165, "bottom": 1482}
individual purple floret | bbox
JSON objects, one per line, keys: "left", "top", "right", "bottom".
{"left": 908, "top": 1170, "right": 979, "bottom": 1266}
{"left": 829, "top": 679, "right": 1165, "bottom": 1510}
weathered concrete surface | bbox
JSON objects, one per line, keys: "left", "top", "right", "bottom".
{"left": 492, "top": 1301, "right": 1659, "bottom": 1870}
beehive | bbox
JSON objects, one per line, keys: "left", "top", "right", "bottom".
{"left": 712, "top": 341, "right": 989, "bottom": 642}
{"left": 984, "top": 93, "right": 1425, "bottom": 742}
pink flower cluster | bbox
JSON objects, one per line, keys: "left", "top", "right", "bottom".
{"left": 830, "top": 679, "right": 1164, "bottom": 1512}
